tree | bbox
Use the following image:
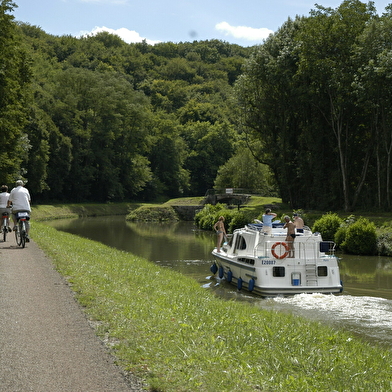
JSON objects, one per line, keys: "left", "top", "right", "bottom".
{"left": 183, "top": 121, "right": 236, "bottom": 195}
{"left": 235, "top": 17, "right": 303, "bottom": 207}
{"left": 144, "top": 111, "right": 190, "bottom": 199}
{"left": 214, "top": 148, "right": 277, "bottom": 195}
{"left": 24, "top": 106, "right": 50, "bottom": 194}
{"left": 353, "top": 9, "right": 392, "bottom": 208}
{"left": 0, "top": 0, "right": 32, "bottom": 184}
{"left": 14, "top": 22, "right": 255, "bottom": 202}
{"left": 48, "top": 68, "right": 153, "bottom": 201}
{"left": 236, "top": 1, "right": 381, "bottom": 211}
{"left": 296, "top": 0, "right": 376, "bottom": 211}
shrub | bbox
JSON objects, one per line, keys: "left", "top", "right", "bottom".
{"left": 341, "top": 217, "right": 377, "bottom": 255}
{"left": 312, "top": 213, "right": 343, "bottom": 241}
{"left": 334, "top": 226, "right": 347, "bottom": 248}
{"left": 228, "top": 211, "right": 249, "bottom": 232}
{"left": 126, "top": 205, "right": 179, "bottom": 221}
{"left": 377, "top": 232, "right": 392, "bottom": 256}
{"left": 334, "top": 214, "right": 356, "bottom": 248}
{"left": 194, "top": 204, "right": 226, "bottom": 230}
{"left": 195, "top": 204, "right": 253, "bottom": 233}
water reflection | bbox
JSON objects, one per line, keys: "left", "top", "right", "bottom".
{"left": 46, "top": 216, "right": 392, "bottom": 349}
{"left": 339, "top": 255, "right": 392, "bottom": 300}
{"left": 46, "top": 216, "right": 215, "bottom": 282}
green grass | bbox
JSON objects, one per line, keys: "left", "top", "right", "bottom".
{"left": 32, "top": 221, "right": 392, "bottom": 392}
{"left": 32, "top": 202, "right": 132, "bottom": 221}
{"left": 164, "top": 197, "right": 205, "bottom": 206}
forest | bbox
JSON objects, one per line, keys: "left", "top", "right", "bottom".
{"left": 1, "top": 0, "right": 392, "bottom": 211}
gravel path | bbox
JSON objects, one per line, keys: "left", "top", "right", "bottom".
{"left": 0, "top": 237, "right": 145, "bottom": 392}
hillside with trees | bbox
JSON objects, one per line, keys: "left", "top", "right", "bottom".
{"left": 237, "top": 0, "right": 392, "bottom": 211}
{"left": 2, "top": 0, "right": 392, "bottom": 211}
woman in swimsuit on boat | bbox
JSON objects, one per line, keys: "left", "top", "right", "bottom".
{"left": 213, "top": 216, "right": 226, "bottom": 253}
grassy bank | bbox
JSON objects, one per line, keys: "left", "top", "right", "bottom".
{"left": 31, "top": 207, "right": 392, "bottom": 391}
{"left": 32, "top": 202, "right": 132, "bottom": 221}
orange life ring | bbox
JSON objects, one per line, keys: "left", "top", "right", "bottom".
{"left": 271, "top": 242, "right": 289, "bottom": 259}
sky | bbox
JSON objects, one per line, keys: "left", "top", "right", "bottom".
{"left": 11, "top": 0, "right": 392, "bottom": 47}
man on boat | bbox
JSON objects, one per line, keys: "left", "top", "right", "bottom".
{"left": 293, "top": 213, "right": 304, "bottom": 233}
{"left": 283, "top": 215, "right": 296, "bottom": 257}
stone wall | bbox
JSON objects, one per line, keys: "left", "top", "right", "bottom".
{"left": 172, "top": 206, "right": 202, "bottom": 221}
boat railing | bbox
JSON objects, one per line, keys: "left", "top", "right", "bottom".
{"left": 224, "top": 234, "right": 233, "bottom": 246}
{"left": 253, "top": 238, "right": 336, "bottom": 259}
{"left": 318, "top": 240, "right": 336, "bottom": 256}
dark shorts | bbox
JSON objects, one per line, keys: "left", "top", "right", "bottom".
{"left": 290, "top": 234, "right": 296, "bottom": 239}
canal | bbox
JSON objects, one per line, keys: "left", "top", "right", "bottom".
{"left": 46, "top": 215, "right": 392, "bottom": 349}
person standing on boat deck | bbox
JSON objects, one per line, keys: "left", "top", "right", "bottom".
{"left": 283, "top": 215, "right": 296, "bottom": 257}
{"left": 213, "top": 216, "right": 226, "bottom": 253}
{"left": 262, "top": 208, "right": 277, "bottom": 234}
{"left": 293, "top": 213, "right": 304, "bottom": 233}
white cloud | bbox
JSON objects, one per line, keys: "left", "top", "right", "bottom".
{"left": 79, "top": 26, "right": 161, "bottom": 45}
{"left": 215, "top": 21, "right": 273, "bottom": 42}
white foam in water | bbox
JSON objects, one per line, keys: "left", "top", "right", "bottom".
{"left": 272, "top": 293, "right": 392, "bottom": 347}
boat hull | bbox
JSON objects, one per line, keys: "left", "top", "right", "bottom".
{"left": 212, "top": 246, "right": 342, "bottom": 297}
{"left": 211, "top": 223, "right": 343, "bottom": 297}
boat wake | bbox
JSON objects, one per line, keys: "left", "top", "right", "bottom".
{"left": 267, "top": 293, "right": 392, "bottom": 348}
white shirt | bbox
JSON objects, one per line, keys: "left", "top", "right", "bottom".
{"left": 0, "top": 192, "right": 10, "bottom": 208}
{"left": 8, "top": 186, "right": 31, "bottom": 212}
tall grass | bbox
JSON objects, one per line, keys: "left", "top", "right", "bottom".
{"left": 32, "top": 202, "right": 131, "bottom": 221}
{"left": 32, "top": 222, "right": 392, "bottom": 391}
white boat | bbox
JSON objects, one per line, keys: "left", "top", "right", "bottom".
{"left": 211, "top": 222, "right": 342, "bottom": 296}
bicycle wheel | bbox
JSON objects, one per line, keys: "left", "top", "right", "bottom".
{"left": 15, "top": 222, "right": 22, "bottom": 246}
{"left": 21, "top": 229, "right": 26, "bottom": 248}
{"left": 3, "top": 226, "right": 7, "bottom": 242}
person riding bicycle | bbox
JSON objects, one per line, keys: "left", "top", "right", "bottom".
{"left": 0, "top": 185, "right": 12, "bottom": 232}
{"left": 7, "top": 180, "right": 31, "bottom": 242}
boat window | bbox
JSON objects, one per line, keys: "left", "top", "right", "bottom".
{"left": 273, "top": 266, "right": 285, "bottom": 277}
{"left": 320, "top": 242, "right": 330, "bottom": 253}
{"left": 317, "top": 266, "right": 328, "bottom": 276}
{"left": 238, "top": 258, "right": 255, "bottom": 265}
{"left": 237, "top": 235, "right": 247, "bottom": 250}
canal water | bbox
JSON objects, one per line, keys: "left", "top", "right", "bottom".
{"left": 46, "top": 215, "right": 392, "bottom": 349}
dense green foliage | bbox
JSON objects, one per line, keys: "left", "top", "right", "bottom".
{"left": 1, "top": 0, "right": 255, "bottom": 202}
{"left": 236, "top": 0, "right": 392, "bottom": 211}
{"left": 33, "top": 222, "right": 392, "bottom": 391}
{"left": 339, "top": 217, "right": 377, "bottom": 254}
{"left": 377, "top": 231, "right": 392, "bottom": 256}
{"left": 314, "top": 213, "right": 377, "bottom": 254}
{"left": 214, "top": 148, "right": 277, "bottom": 196}
{"left": 3, "top": 0, "right": 392, "bottom": 211}
{"left": 312, "top": 213, "right": 343, "bottom": 241}
{"left": 126, "top": 204, "right": 179, "bottom": 221}
{"left": 0, "top": 0, "right": 31, "bottom": 184}
{"left": 195, "top": 203, "right": 250, "bottom": 233}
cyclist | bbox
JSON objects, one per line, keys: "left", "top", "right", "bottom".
{"left": 0, "top": 185, "right": 12, "bottom": 232}
{"left": 7, "top": 180, "right": 31, "bottom": 242}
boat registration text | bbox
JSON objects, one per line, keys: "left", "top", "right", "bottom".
{"left": 260, "top": 259, "right": 276, "bottom": 265}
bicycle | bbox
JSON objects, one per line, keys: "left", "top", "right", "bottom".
{"left": 15, "top": 211, "right": 30, "bottom": 248}
{"left": 2, "top": 211, "right": 10, "bottom": 242}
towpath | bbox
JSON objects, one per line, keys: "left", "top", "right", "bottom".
{"left": 0, "top": 237, "right": 144, "bottom": 391}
